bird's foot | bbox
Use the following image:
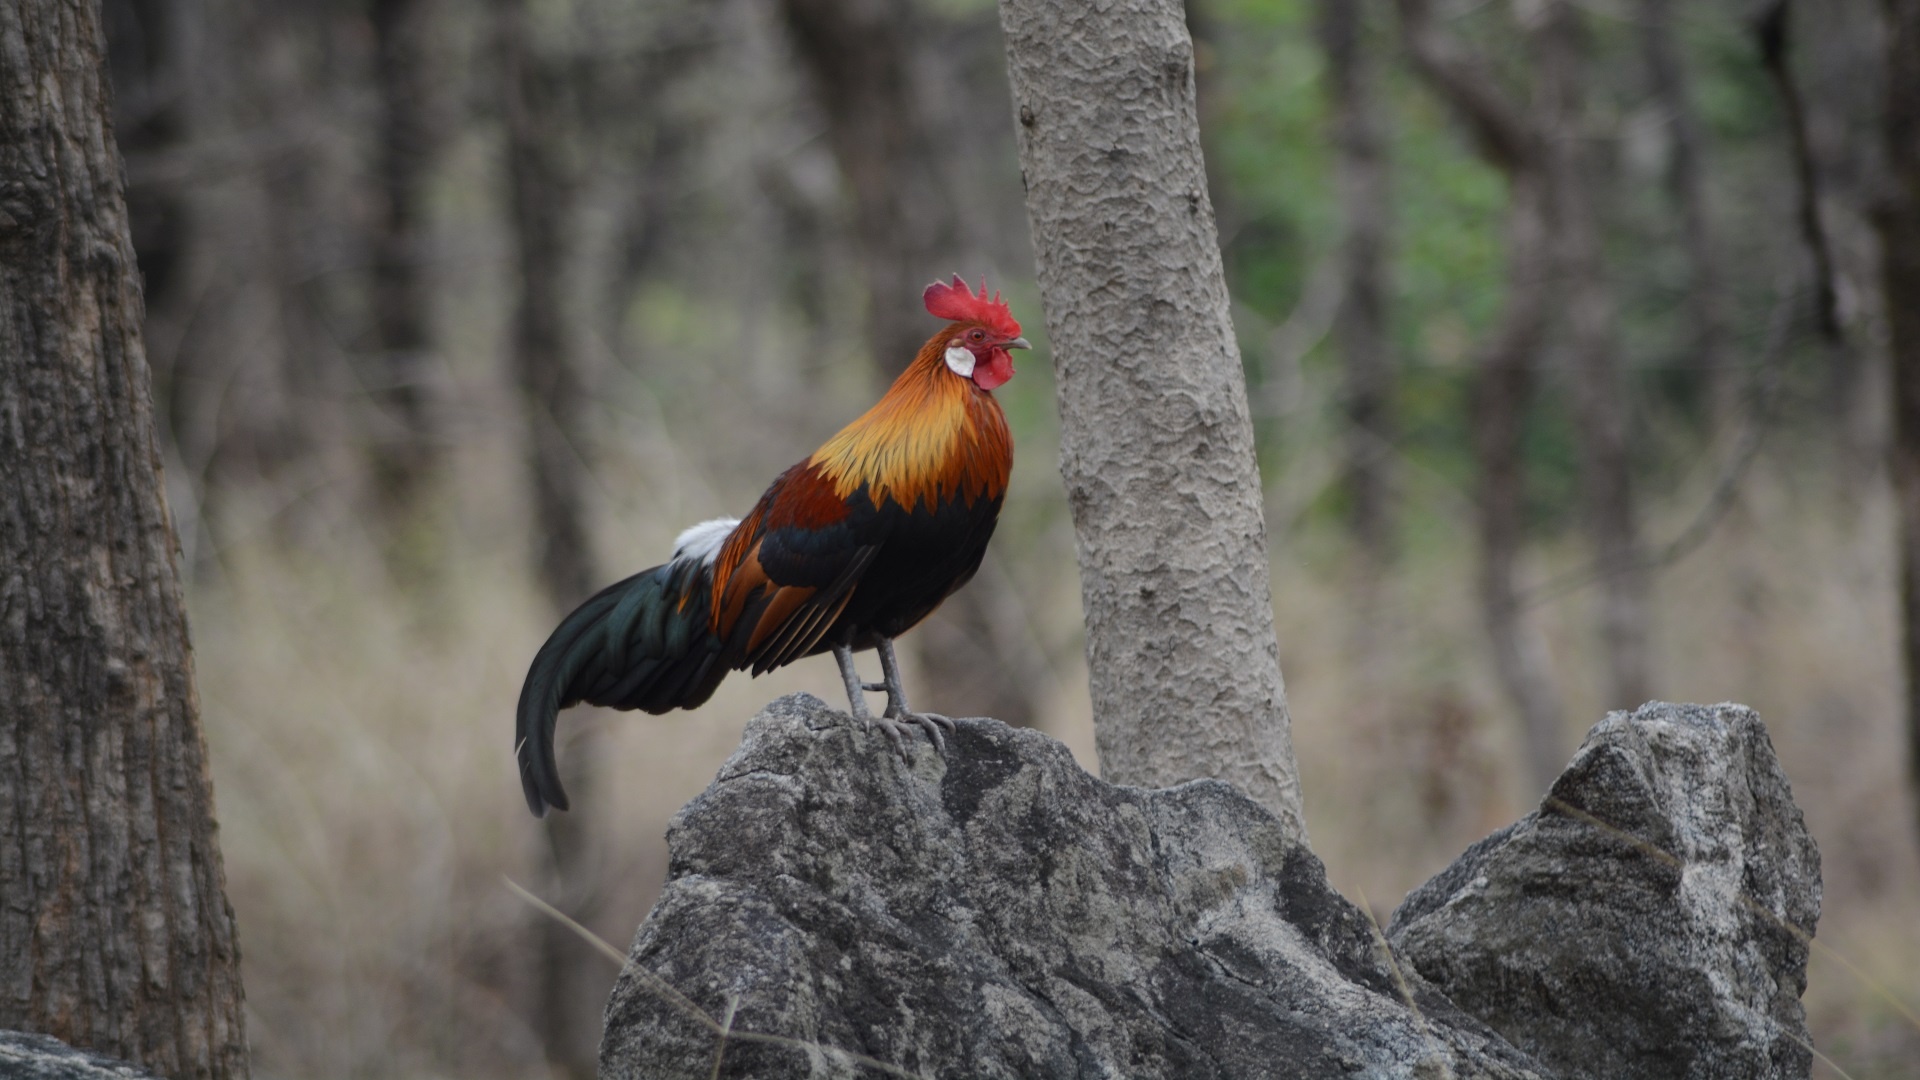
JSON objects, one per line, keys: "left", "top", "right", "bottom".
{"left": 865, "top": 714, "right": 914, "bottom": 764}
{"left": 883, "top": 706, "right": 955, "bottom": 757}
{"left": 861, "top": 681, "right": 887, "bottom": 693}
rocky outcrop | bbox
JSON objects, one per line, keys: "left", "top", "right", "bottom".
{"left": 1389, "top": 702, "right": 1821, "bottom": 1080}
{"left": 599, "top": 696, "right": 1821, "bottom": 1079}
{"left": 0, "top": 1031, "right": 165, "bottom": 1080}
{"left": 600, "top": 694, "right": 1546, "bottom": 1079}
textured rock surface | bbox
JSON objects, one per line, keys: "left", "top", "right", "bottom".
{"left": 601, "top": 694, "right": 1545, "bottom": 1079}
{"left": 0, "top": 1031, "right": 164, "bottom": 1080}
{"left": 1390, "top": 702, "right": 1822, "bottom": 1080}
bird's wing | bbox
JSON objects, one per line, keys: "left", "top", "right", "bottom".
{"left": 712, "top": 463, "right": 884, "bottom": 675}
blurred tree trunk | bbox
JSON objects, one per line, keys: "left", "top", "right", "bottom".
{"left": 1879, "top": 0, "right": 1920, "bottom": 845}
{"left": 1397, "top": 0, "right": 1567, "bottom": 790}
{"left": 778, "top": 0, "right": 958, "bottom": 371}
{"left": 1757, "top": 2, "right": 1842, "bottom": 345}
{"left": 1535, "top": 1, "right": 1651, "bottom": 710}
{"left": 0, "top": 1, "right": 248, "bottom": 1075}
{"left": 780, "top": 0, "right": 1040, "bottom": 727}
{"left": 1319, "top": 0, "right": 1395, "bottom": 569}
{"left": 1639, "top": 0, "right": 1734, "bottom": 427}
{"left": 504, "top": 31, "right": 594, "bottom": 612}
{"left": 498, "top": 2, "right": 603, "bottom": 1076}
{"left": 253, "top": 7, "right": 333, "bottom": 522}
{"left": 368, "top": 0, "right": 439, "bottom": 527}
{"left": 999, "top": 0, "right": 1306, "bottom": 838}
{"left": 1475, "top": 176, "right": 1568, "bottom": 792}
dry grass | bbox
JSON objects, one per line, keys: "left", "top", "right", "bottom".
{"left": 189, "top": 416, "right": 1920, "bottom": 1077}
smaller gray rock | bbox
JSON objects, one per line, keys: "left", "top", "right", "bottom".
{"left": 1389, "top": 702, "right": 1822, "bottom": 1080}
{"left": 0, "top": 1031, "right": 165, "bottom": 1080}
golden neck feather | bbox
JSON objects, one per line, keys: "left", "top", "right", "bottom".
{"left": 808, "top": 332, "right": 1011, "bottom": 512}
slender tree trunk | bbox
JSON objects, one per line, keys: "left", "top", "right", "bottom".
{"left": 503, "top": 20, "right": 594, "bottom": 612}
{"left": 368, "top": 0, "right": 438, "bottom": 522}
{"left": 1757, "top": 2, "right": 1842, "bottom": 345}
{"left": 998, "top": 0, "right": 1305, "bottom": 837}
{"left": 1639, "top": 0, "right": 1734, "bottom": 427}
{"left": 1397, "top": 0, "right": 1567, "bottom": 789}
{"left": 778, "top": 0, "right": 959, "bottom": 372}
{"left": 1474, "top": 176, "right": 1568, "bottom": 791}
{"left": 1535, "top": 1, "right": 1651, "bottom": 710}
{"left": 499, "top": 4, "right": 604, "bottom": 1075}
{"left": 780, "top": 0, "right": 1039, "bottom": 728}
{"left": 0, "top": 2, "right": 248, "bottom": 1075}
{"left": 1320, "top": 0, "right": 1395, "bottom": 568}
{"left": 1878, "top": 0, "right": 1920, "bottom": 847}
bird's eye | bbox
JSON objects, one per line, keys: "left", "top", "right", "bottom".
{"left": 968, "top": 329, "right": 986, "bottom": 342}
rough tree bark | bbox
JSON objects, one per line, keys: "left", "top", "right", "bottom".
{"left": 497, "top": 4, "right": 604, "bottom": 1075}
{"left": 997, "top": 0, "right": 1305, "bottom": 837}
{"left": 1397, "top": 0, "right": 1568, "bottom": 790}
{"left": 0, "top": 1, "right": 249, "bottom": 1076}
{"left": 1879, "top": 0, "right": 1920, "bottom": 847}
{"left": 1534, "top": 1, "right": 1651, "bottom": 710}
{"left": 368, "top": 0, "right": 439, "bottom": 522}
{"left": 1319, "top": 0, "right": 1395, "bottom": 568}
{"left": 780, "top": 0, "right": 1041, "bottom": 728}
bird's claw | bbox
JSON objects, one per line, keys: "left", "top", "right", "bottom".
{"left": 866, "top": 714, "right": 914, "bottom": 764}
{"left": 861, "top": 681, "right": 887, "bottom": 692}
{"left": 884, "top": 707, "right": 954, "bottom": 757}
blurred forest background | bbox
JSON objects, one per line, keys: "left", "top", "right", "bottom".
{"left": 99, "top": 0, "right": 1915, "bottom": 1075}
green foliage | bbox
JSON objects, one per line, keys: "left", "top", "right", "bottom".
{"left": 1196, "top": 0, "right": 1823, "bottom": 544}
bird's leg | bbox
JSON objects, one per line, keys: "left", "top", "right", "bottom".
{"left": 832, "top": 642, "right": 873, "bottom": 720}
{"left": 877, "top": 637, "right": 955, "bottom": 755}
{"left": 833, "top": 642, "right": 911, "bottom": 762}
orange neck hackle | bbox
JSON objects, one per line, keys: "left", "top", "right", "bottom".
{"left": 808, "top": 327, "right": 1013, "bottom": 514}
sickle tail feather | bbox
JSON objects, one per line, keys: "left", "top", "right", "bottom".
{"left": 515, "top": 558, "right": 726, "bottom": 816}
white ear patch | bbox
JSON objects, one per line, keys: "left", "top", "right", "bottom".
{"left": 944, "top": 344, "right": 976, "bottom": 378}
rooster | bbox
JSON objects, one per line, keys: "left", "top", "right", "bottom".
{"left": 514, "top": 276, "right": 1027, "bottom": 816}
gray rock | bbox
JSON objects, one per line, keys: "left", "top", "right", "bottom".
{"left": 1389, "top": 702, "right": 1822, "bottom": 1080}
{"left": 0, "top": 1031, "right": 164, "bottom": 1080}
{"left": 600, "top": 694, "right": 1547, "bottom": 1079}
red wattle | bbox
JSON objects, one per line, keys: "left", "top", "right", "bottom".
{"left": 974, "top": 349, "right": 1015, "bottom": 390}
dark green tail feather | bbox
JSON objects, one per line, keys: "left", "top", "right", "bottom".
{"left": 515, "top": 559, "right": 725, "bottom": 816}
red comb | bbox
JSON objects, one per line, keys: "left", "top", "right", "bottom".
{"left": 923, "top": 275, "right": 1021, "bottom": 339}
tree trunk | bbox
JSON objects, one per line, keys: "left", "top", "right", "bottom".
{"left": 1319, "top": 0, "right": 1395, "bottom": 568}
{"left": 503, "top": 11, "right": 595, "bottom": 613}
{"left": 781, "top": 0, "right": 1039, "bottom": 728}
{"left": 1639, "top": 0, "right": 1734, "bottom": 427}
{"left": 1757, "top": 2, "right": 1842, "bottom": 345}
{"left": 0, "top": 2, "right": 249, "bottom": 1076}
{"left": 1878, "top": 0, "right": 1920, "bottom": 847}
{"left": 997, "top": 0, "right": 1305, "bottom": 838}
{"left": 1535, "top": 1, "right": 1651, "bottom": 710}
{"left": 499, "top": 4, "right": 604, "bottom": 1075}
{"left": 779, "top": 0, "right": 960, "bottom": 374}
{"left": 1474, "top": 176, "right": 1568, "bottom": 792}
{"left": 1397, "top": 0, "right": 1568, "bottom": 790}
{"left": 368, "top": 0, "right": 438, "bottom": 523}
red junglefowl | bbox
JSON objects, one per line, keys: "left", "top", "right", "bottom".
{"left": 514, "top": 276, "right": 1027, "bottom": 816}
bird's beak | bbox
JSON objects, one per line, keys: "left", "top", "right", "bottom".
{"left": 1005, "top": 337, "right": 1031, "bottom": 350}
